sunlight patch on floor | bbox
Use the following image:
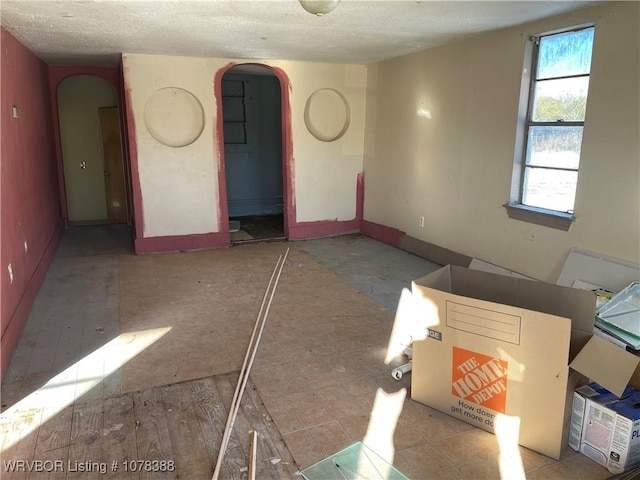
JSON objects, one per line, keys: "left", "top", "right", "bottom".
{"left": 363, "top": 387, "right": 407, "bottom": 475}
{"left": 0, "top": 327, "right": 171, "bottom": 451}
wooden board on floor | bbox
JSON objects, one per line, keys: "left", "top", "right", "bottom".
{"left": 34, "top": 404, "right": 74, "bottom": 456}
{"left": 191, "top": 376, "right": 245, "bottom": 479}
{"left": 206, "top": 372, "right": 298, "bottom": 479}
{"left": 102, "top": 395, "right": 139, "bottom": 479}
{"left": 1, "top": 407, "right": 44, "bottom": 480}
{"left": 242, "top": 377, "right": 299, "bottom": 478}
{"left": 67, "top": 398, "right": 104, "bottom": 480}
{"left": 132, "top": 387, "right": 176, "bottom": 480}
{"left": 0, "top": 372, "right": 297, "bottom": 479}
{"left": 162, "top": 382, "right": 213, "bottom": 478}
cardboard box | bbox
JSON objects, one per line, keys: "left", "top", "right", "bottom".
{"left": 410, "top": 265, "right": 640, "bottom": 460}
{"left": 570, "top": 382, "right": 640, "bottom": 473}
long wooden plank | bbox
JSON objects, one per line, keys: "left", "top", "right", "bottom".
{"left": 102, "top": 395, "right": 139, "bottom": 479}
{"left": 132, "top": 388, "right": 173, "bottom": 480}
{"left": 248, "top": 430, "right": 257, "bottom": 480}
{"left": 213, "top": 374, "right": 249, "bottom": 480}
{"left": 189, "top": 377, "right": 225, "bottom": 464}
{"left": 161, "top": 382, "right": 212, "bottom": 478}
{"left": 67, "top": 398, "right": 105, "bottom": 480}
{"left": 212, "top": 251, "right": 288, "bottom": 480}
{"left": 220, "top": 376, "right": 266, "bottom": 477}
{"left": 212, "top": 371, "right": 298, "bottom": 478}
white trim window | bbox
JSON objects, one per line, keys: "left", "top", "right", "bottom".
{"left": 508, "top": 26, "right": 595, "bottom": 230}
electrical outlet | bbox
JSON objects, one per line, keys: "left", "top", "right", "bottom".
{"left": 419, "top": 216, "right": 425, "bottom": 228}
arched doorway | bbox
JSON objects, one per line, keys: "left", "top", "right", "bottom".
{"left": 219, "top": 64, "right": 287, "bottom": 243}
{"left": 57, "top": 74, "right": 127, "bottom": 225}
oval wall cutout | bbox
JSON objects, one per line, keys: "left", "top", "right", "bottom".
{"left": 144, "top": 87, "right": 205, "bottom": 147}
{"left": 304, "top": 88, "right": 350, "bottom": 142}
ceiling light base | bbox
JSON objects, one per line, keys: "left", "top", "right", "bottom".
{"left": 299, "top": 0, "right": 340, "bottom": 16}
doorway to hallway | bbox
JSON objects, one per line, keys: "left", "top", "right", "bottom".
{"left": 57, "top": 75, "right": 128, "bottom": 225}
{"left": 221, "top": 65, "right": 285, "bottom": 243}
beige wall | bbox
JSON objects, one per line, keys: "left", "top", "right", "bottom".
{"left": 58, "top": 75, "right": 117, "bottom": 222}
{"left": 123, "top": 54, "right": 367, "bottom": 238}
{"left": 291, "top": 62, "right": 367, "bottom": 222}
{"left": 364, "top": 2, "right": 639, "bottom": 282}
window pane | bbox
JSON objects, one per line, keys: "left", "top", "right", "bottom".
{"left": 523, "top": 167, "right": 577, "bottom": 212}
{"left": 527, "top": 126, "right": 583, "bottom": 169}
{"left": 537, "top": 28, "right": 594, "bottom": 80}
{"left": 532, "top": 77, "right": 589, "bottom": 121}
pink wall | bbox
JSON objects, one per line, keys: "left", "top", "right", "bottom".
{"left": 1, "top": 28, "right": 63, "bottom": 379}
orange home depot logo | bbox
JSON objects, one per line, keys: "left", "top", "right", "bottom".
{"left": 451, "top": 346, "right": 508, "bottom": 413}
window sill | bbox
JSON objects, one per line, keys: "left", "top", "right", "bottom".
{"left": 504, "top": 204, "right": 575, "bottom": 231}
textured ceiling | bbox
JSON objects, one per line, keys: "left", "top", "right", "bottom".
{"left": 1, "top": 1, "right": 599, "bottom": 67}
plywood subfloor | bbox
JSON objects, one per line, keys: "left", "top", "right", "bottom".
{"left": 1, "top": 230, "right": 613, "bottom": 479}
{"left": 0, "top": 372, "right": 297, "bottom": 479}
{"left": 116, "top": 243, "right": 397, "bottom": 394}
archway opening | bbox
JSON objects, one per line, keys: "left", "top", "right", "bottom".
{"left": 57, "top": 74, "right": 128, "bottom": 226}
{"left": 220, "top": 64, "right": 287, "bottom": 244}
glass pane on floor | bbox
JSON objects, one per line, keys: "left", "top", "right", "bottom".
{"left": 300, "top": 442, "right": 409, "bottom": 480}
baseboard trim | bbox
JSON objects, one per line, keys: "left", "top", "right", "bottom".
{"left": 400, "top": 235, "right": 472, "bottom": 268}
{"left": 360, "top": 220, "right": 472, "bottom": 268}
{"left": 134, "top": 232, "right": 230, "bottom": 254}
{"left": 1, "top": 220, "right": 64, "bottom": 379}
{"left": 360, "top": 220, "right": 405, "bottom": 247}
{"left": 288, "top": 219, "right": 360, "bottom": 241}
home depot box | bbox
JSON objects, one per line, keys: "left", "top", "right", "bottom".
{"left": 410, "top": 265, "right": 640, "bottom": 460}
{"left": 570, "top": 382, "right": 640, "bottom": 473}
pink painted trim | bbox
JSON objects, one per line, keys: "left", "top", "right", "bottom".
{"left": 361, "top": 220, "right": 406, "bottom": 247}
{"left": 49, "top": 80, "right": 68, "bottom": 226}
{"left": 270, "top": 65, "right": 296, "bottom": 236}
{"left": 134, "top": 232, "right": 230, "bottom": 254}
{"left": 118, "top": 62, "right": 134, "bottom": 229}
{"left": 1, "top": 221, "right": 63, "bottom": 379}
{"left": 48, "top": 66, "right": 122, "bottom": 227}
{"left": 213, "top": 63, "right": 295, "bottom": 238}
{"left": 122, "top": 65, "right": 144, "bottom": 241}
{"left": 356, "top": 171, "right": 364, "bottom": 222}
{"left": 213, "top": 62, "right": 235, "bottom": 235}
{"left": 288, "top": 219, "right": 360, "bottom": 241}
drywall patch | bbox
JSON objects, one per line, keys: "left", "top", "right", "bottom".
{"left": 144, "top": 87, "right": 205, "bottom": 147}
{"left": 304, "top": 88, "right": 350, "bottom": 142}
